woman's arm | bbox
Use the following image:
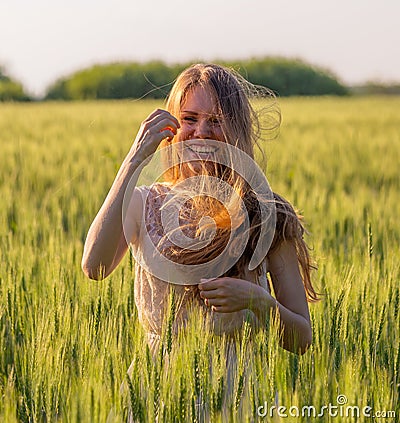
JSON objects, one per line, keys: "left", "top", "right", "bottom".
{"left": 81, "top": 109, "right": 180, "bottom": 280}
{"left": 198, "top": 240, "right": 312, "bottom": 354}
{"left": 81, "top": 161, "right": 143, "bottom": 280}
{"left": 266, "top": 240, "right": 312, "bottom": 354}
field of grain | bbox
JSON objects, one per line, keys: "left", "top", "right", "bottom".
{"left": 0, "top": 97, "right": 399, "bottom": 422}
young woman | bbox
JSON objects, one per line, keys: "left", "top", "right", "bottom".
{"left": 81, "top": 63, "right": 318, "bottom": 357}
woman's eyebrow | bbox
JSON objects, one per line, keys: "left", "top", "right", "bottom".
{"left": 181, "top": 110, "right": 217, "bottom": 117}
{"left": 181, "top": 109, "right": 198, "bottom": 114}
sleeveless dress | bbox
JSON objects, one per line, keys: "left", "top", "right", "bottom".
{"left": 130, "top": 183, "right": 271, "bottom": 355}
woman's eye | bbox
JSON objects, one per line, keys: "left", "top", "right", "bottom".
{"left": 182, "top": 116, "right": 196, "bottom": 123}
{"left": 211, "top": 118, "right": 221, "bottom": 125}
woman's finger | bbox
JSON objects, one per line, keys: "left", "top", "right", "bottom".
{"left": 143, "top": 108, "right": 174, "bottom": 122}
{"left": 143, "top": 109, "right": 180, "bottom": 130}
{"left": 158, "top": 129, "right": 176, "bottom": 142}
{"left": 198, "top": 277, "right": 219, "bottom": 291}
{"left": 140, "top": 119, "right": 179, "bottom": 145}
{"left": 200, "top": 289, "right": 220, "bottom": 300}
{"left": 150, "top": 117, "right": 179, "bottom": 136}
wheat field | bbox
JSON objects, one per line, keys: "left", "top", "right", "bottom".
{"left": 0, "top": 96, "right": 399, "bottom": 422}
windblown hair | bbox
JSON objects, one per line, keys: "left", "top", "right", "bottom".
{"left": 158, "top": 63, "right": 318, "bottom": 301}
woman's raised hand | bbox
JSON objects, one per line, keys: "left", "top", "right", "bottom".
{"left": 127, "top": 109, "right": 180, "bottom": 164}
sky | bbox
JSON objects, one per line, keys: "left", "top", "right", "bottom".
{"left": 1, "top": 0, "right": 399, "bottom": 97}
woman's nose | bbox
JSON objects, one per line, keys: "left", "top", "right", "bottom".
{"left": 193, "top": 119, "right": 212, "bottom": 139}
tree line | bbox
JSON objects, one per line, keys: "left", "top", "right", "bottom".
{"left": 1, "top": 57, "right": 356, "bottom": 101}
{"left": 45, "top": 58, "right": 348, "bottom": 100}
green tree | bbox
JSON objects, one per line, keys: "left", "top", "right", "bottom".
{"left": 236, "top": 57, "right": 348, "bottom": 96}
{"left": 0, "top": 66, "right": 30, "bottom": 101}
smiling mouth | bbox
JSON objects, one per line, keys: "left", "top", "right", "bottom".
{"left": 187, "top": 145, "right": 219, "bottom": 156}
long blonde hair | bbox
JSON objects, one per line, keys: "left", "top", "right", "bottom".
{"left": 157, "top": 63, "right": 318, "bottom": 301}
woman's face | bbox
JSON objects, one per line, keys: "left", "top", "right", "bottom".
{"left": 173, "top": 85, "right": 225, "bottom": 174}
{"left": 178, "top": 85, "right": 224, "bottom": 142}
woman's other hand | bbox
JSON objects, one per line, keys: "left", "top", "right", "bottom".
{"left": 198, "top": 277, "right": 274, "bottom": 313}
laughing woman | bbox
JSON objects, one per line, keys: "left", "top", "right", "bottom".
{"left": 81, "top": 63, "right": 318, "bottom": 359}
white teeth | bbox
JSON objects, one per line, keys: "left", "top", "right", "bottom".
{"left": 189, "top": 146, "right": 216, "bottom": 154}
